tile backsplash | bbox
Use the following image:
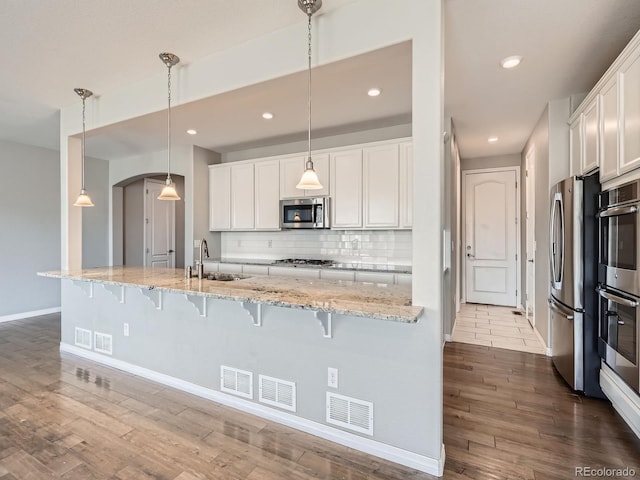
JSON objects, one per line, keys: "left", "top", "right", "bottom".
{"left": 221, "top": 230, "right": 412, "bottom": 266}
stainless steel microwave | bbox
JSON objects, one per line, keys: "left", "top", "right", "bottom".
{"left": 280, "top": 197, "right": 330, "bottom": 229}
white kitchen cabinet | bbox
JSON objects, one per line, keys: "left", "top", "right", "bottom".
{"left": 600, "top": 75, "right": 620, "bottom": 182}
{"left": 621, "top": 50, "right": 640, "bottom": 174}
{"left": 209, "top": 165, "right": 231, "bottom": 230}
{"left": 230, "top": 164, "right": 255, "bottom": 230}
{"left": 569, "top": 116, "right": 583, "bottom": 176}
{"left": 268, "top": 266, "right": 320, "bottom": 279}
{"left": 582, "top": 97, "right": 600, "bottom": 174}
{"left": 254, "top": 160, "right": 280, "bottom": 230}
{"left": 355, "top": 271, "right": 395, "bottom": 284}
{"left": 320, "top": 269, "right": 355, "bottom": 281}
{"left": 330, "top": 149, "right": 363, "bottom": 229}
{"left": 363, "top": 144, "right": 400, "bottom": 228}
{"left": 280, "top": 154, "right": 330, "bottom": 198}
{"left": 399, "top": 143, "right": 413, "bottom": 229}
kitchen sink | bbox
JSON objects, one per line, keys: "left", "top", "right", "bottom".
{"left": 205, "top": 273, "right": 251, "bottom": 282}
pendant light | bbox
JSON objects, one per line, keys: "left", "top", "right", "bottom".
{"left": 73, "top": 88, "right": 95, "bottom": 207}
{"left": 158, "top": 52, "right": 181, "bottom": 201}
{"left": 296, "top": 0, "right": 323, "bottom": 190}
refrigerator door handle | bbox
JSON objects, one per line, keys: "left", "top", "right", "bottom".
{"left": 548, "top": 298, "right": 574, "bottom": 320}
{"left": 597, "top": 205, "right": 638, "bottom": 218}
{"left": 596, "top": 286, "right": 639, "bottom": 308}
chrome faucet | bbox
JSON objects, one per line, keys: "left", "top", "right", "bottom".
{"left": 197, "top": 238, "right": 209, "bottom": 279}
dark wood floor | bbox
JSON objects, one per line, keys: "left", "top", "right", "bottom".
{"left": 1, "top": 315, "right": 639, "bottom": 479}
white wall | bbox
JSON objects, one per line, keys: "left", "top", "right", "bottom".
{"left": 523, "top": 105, "right": 551, "bottom": 347}
{"left": 461, "top": 153, "right": 521, "bottom": 171}
{"left": 223, "top": 124, "right": 412, "bottom": 163}
{"left": 82, "top": 156, "right": 110, "bottom": 268}
{"left": 0, "top": 140, "right": 61, "bottom": 319}
{"left": 59, "top": 0, "right": 444, "bottom": 469}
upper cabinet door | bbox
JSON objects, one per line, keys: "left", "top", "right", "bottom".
{"left": 279, "top": 156, "right": 306, "bottom": 199}
{"left": 280, "top": 154, "right": 330, "bottom": 198}
{"left": 330, "top": 149, "right": 363, "bottom": 229}
{"left": 600, "top": 75, "right": 620, "bottom": 182}
{"left": 306, "top": 153, "right": 330, "bottom": 197}
{"left": 399, "top": 142, "right": 413, "bottom": 229}
{"left": 621, "top": 50, "right": 640, "bottom": 174}
{"left": 582, "top": 97, "right": 600, "bottom": 174}
{"left": 363, "top": 144, "right": 400, "bottom": 228}
{"left": 209, "top": 165, "right": 231, "bottom": 231}
{"left": 230, "top": 163, "right": 255, "bottom": 230}
{"left": 569, "top": 116, "right": 583, "bottom": 176}
{"left": 254, "top": 160, "right": 281, "bottom": 230}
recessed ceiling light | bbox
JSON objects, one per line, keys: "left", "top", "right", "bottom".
{"left": 262, "top": 112, "right": 274, "bottom": 120}
{"left": 367, "top": 88, "right": 381, "bottom": 97}
{"left": 186, "top": 129, "right": 197, "bottom": 135}
{"left": 500, "top": 55, "right": 522, "bottom": 69}
{"left": 488, "top": 137, "right": 499, "bottom": 143}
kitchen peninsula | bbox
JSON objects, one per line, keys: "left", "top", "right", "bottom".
{"left": 40, "top": 266, "right": 440, "bottom": 474}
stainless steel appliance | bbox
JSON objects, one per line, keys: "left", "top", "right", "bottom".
{"left": 597, "top": 180, "right": 640, "bottom": 393}
{"left": 598, "top": 180, "right": 640, "bottom": 295}
{"left": 280, "top": 197, "right": 330, "bottom": 229}
{"left": 549, "top": 173, "right": 603, "bottom": 397}
{"left": 596, "top": 285, "right": 639, "bottom": 391}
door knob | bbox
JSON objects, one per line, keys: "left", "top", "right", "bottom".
{"left": 528, "top": 259, "right": 534, "bottom": 263}
{"left": 168, "top": 249, "right": 175, "bottom": 253}
{"left": 467, "top": 253, "right": 475, "bottom": 258}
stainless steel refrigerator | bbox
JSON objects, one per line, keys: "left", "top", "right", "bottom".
{"left": 548, "top": 173, "right": 603, "bottom": 397}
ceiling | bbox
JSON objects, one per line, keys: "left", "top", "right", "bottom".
{"left": 445, "top": 0, "right": 640, "bottom": 159}
{"left": 2, "top": 1, "right": 640, "bottom": 161}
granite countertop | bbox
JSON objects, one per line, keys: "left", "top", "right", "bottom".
{"left": 204, "top": 258, "right": 412, "bottom": 274}
{"left": 39, "top": 267, "right": 422, "bottom": 323}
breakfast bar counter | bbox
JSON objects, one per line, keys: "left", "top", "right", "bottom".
{"left": 39, "top": 266, "right": 422, "bottom": 322}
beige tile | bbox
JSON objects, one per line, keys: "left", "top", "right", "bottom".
{"left": 456, "top": 325, "right": 491, "bottom": 335}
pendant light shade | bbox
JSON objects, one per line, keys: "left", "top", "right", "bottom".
{"left": 158, "top": 52, "right": 181, "bottom": 201}
{"left": 296, "top": 0, "right": 323, "bottom": 190}
{"left": 73, "top": 88, "right": 95, "bottom": 207}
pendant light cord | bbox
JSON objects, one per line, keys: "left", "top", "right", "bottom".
{"left": 167, "top": 63, "right": 172, "bottom": 183}
{"left": 81, "top": 95, "right": 86, "bottom": 191}
{"left": 307, "top": 12, "right": 313, "bottom": 169}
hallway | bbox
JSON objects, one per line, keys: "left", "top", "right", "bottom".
{"left": 451, "top": 303, "right": 547, "bottom": 355}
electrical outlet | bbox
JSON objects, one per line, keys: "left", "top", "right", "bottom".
{"left": 194, "top": 240, "right": 200, "bottom": 248}
{"left": 328, "top": 367, "right": 338, "bottom": 388}
{"left": 268, "top": 240, "right": 273, "bottom": 248}
{"left": 123, "top": 323, "right": 129, "bottom": 337}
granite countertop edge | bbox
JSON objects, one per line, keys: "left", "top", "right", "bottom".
{"left": 39, "top": 268, "right": 422, "bottom": 323}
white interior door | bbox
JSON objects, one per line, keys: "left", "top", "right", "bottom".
{"left": 525, "top": 149, "right": 536, "bottom": 324}
{"left": 145, "top": 179, "right": 176, "bottom": 268}
{"left": 464, "top": 169, "right": 518, "bottom": 307}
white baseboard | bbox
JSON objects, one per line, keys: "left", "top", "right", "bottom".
{"left": 444, "top": 334, "right": 453, "bottom": 342}
{"left": 530, "top": 323, "right": 552, "bottom": 356}
{"left": 59, "top": 343, "right": 444, "bottom": 476}
{"left": 600, "top": 363, "right": 640, "bottom": 440}
{"left": 0, "top": 306, "right": 61, "bottom": 324}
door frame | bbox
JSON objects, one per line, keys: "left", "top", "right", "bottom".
{"left": 525, "top": 148, "right": 536, "bottom": 326}
{"left": 461, "top": 166, "right": 521, "bottom": 308}
{"left": 143, "top": 178, "right": 176, "bottom": 267}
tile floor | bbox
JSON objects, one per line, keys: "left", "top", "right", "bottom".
{"left": 451, "top": 303, "right": 547, "bottom": 355}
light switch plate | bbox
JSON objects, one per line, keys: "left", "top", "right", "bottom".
{"left": 123, "top": 323, "right": 130, "bottom": 337}
{"left": 328, "top": 367, "right": 338, "bottom": 388}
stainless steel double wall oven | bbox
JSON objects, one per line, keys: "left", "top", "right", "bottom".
{"left": 598, "top": 180, "right": 640, "bottom": 392}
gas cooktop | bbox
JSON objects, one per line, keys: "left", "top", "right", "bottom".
{"left": 272, "top": 258, "right": 335, "bottom": 266}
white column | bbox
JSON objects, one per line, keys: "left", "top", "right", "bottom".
{"left": 61, "top": 134, "right": 83, "bottom": 271}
